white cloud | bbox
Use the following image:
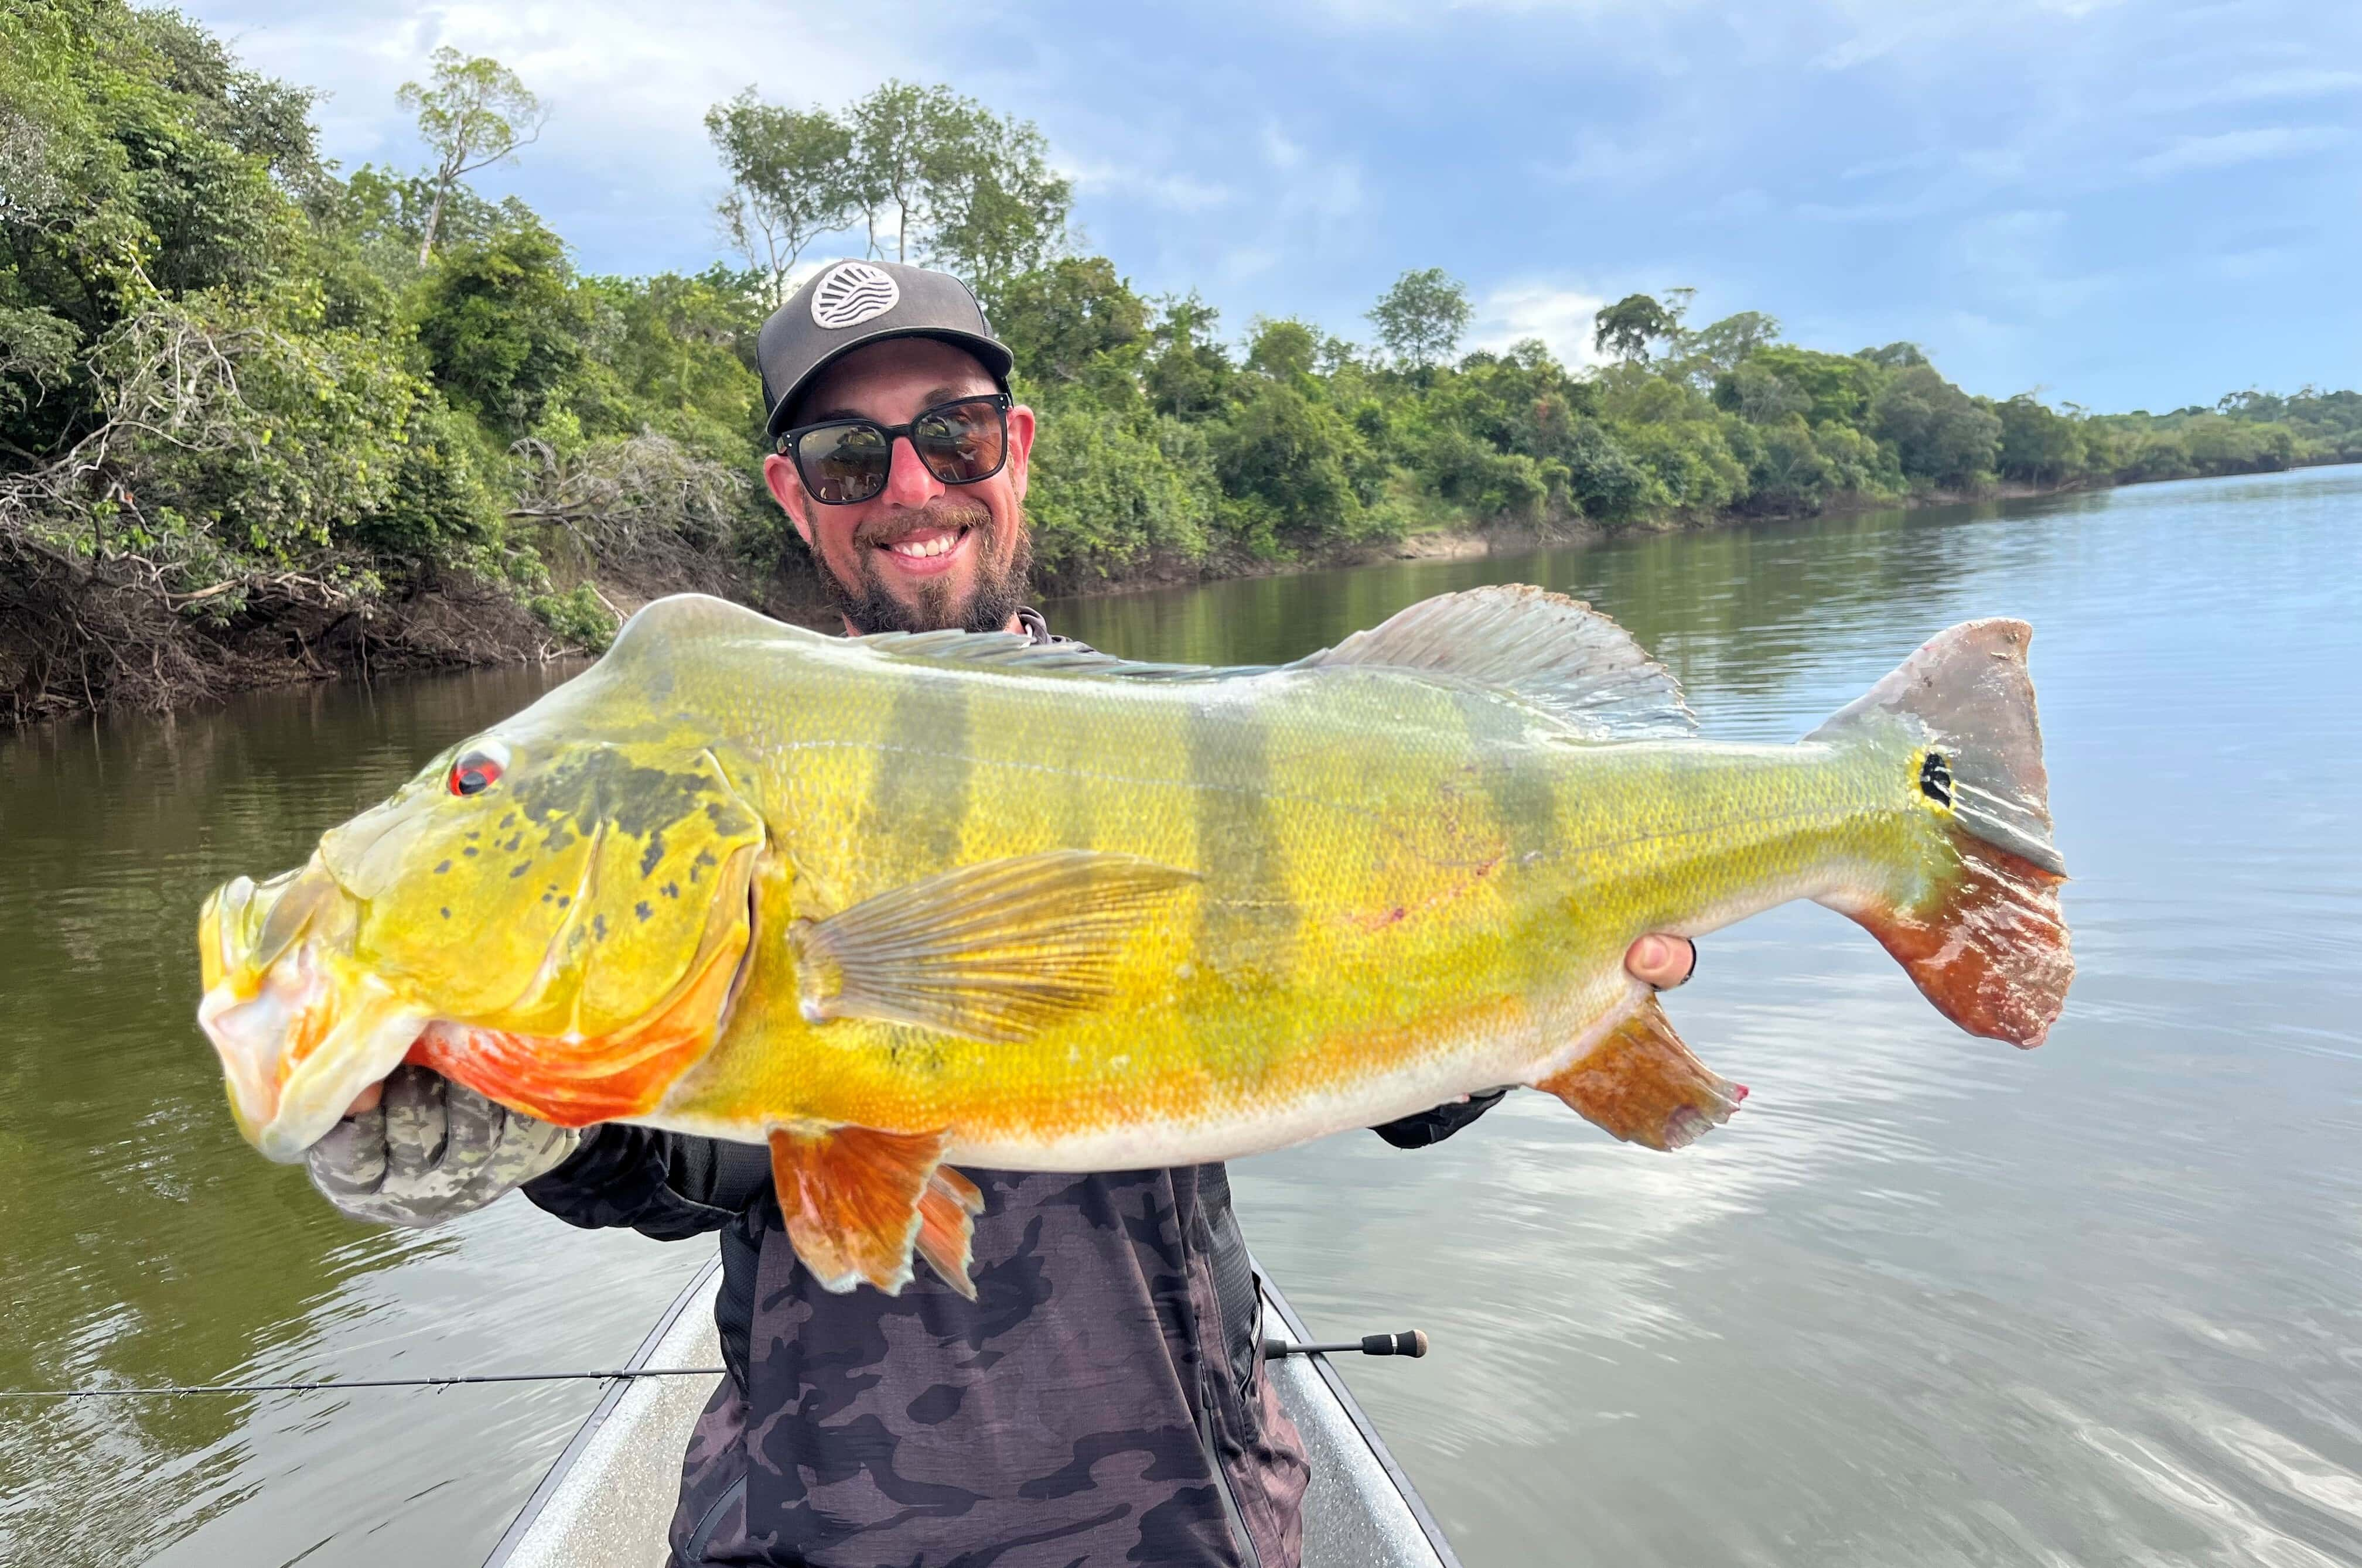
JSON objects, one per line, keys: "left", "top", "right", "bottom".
{"left": 1467, "top": 282, "right": 1612, "bottom": 370}
{"left": 1064, "top": 158, "right": 1233, "bottom": 214}
{"left": 2134, "top": 125, "right": 2351, "bottom": 177}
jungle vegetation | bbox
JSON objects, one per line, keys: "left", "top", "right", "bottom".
{"left": 5, "top": 0, "right": 2357, "bottom": 722}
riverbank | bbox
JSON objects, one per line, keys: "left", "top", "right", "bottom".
{"left": 15, "top": 460, "right": 2332, "bottom": 733}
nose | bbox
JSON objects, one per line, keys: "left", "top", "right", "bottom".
{"left": 877, "top": 433, "right": 946, "bottom": 510}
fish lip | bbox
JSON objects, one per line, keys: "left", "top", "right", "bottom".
{"left": 197, "top": 945, "right": 428, "bottom": 1163}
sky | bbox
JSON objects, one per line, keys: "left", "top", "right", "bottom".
{"left": 187, "top": 0, "right": 2361, "bottom": 412}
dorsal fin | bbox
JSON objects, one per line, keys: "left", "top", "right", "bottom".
{"left": 852, "top": 587, "right": 1695, "bottom": 738}
{"left": 854, "top": 628, "right": 1252, "bottom": 682}
{"left": 1292, "top": 586, "right": 1697, "bottom": 739}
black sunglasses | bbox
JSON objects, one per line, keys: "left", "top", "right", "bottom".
{"left": 778, "top": 393, "right": 1012, "bottom": 506}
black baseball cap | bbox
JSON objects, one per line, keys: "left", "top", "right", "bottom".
{"left": 757, "top": 259, "right": 1014, "bottom": 440}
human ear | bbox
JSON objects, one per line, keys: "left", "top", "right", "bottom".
{"left": 762, "top": 452, "right": 815, "bottom": 548}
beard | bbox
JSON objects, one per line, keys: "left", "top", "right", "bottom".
{"left": 817, "top": 498, "right": 1035, "bottom": 636}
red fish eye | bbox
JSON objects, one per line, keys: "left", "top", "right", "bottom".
{"left": 447, "top": 743, "right": 509, "bottom": 797}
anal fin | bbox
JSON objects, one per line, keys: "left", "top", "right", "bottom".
{"left": 1534, "top": 995, "right": 1746, "bottom": 1151}
{"left": 767, "top": 1123, "right": 982, "bottom": 1296}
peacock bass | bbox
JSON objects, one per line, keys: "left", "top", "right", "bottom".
{"left": 197, "top": 587, "right": 2073, "bottom": 1296}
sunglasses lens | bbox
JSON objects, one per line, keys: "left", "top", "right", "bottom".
{"left": 913, "top": 399, "right": 1008, "bottom": 485}
{"left": 796, "top": 423, "right": 890, "bottom": 503}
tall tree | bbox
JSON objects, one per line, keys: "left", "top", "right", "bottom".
{"left": 397, "top": 47, "right": 543, "bottom": 267}
{"left": 923, "top": 110, "right": 1071, "bottom": 310}
{"left": 846, "top": 81, "right": 960, "bottom": 263}
{"left": 1592, "top": 293, "right": 1681, "bottom": 364}
{"left": 704, "top": 89, "right": 856, "bottom": 303}
{"left": 1368, "top": 267, "right": 1471, "bottom": 371}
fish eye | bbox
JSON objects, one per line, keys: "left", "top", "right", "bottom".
{"left": 448, "top": 738, "right": 512, "bottom": 798}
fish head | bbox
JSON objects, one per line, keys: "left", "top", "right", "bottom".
{"left": 198, "top": 668, "right": 769, "bottom": 1163}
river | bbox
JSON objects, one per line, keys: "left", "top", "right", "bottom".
{"left": 3, "top": 465, "right": 2358, "bottom": 1566}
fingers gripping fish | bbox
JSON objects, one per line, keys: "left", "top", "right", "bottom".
{"left": 197, "top": 587, "right": 2072, "bottom": 1297}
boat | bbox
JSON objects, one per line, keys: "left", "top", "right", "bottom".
{"left": 484, "top": 1253, "right": 1460, "bottom": 1567}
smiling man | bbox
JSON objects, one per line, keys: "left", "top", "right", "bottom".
{"left": 306, "top": 258, "right": 1697, "bottom": 1568}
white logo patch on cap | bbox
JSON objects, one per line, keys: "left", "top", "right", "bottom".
{"left": 810, "top": 261, "right": 899, "bottom": 330}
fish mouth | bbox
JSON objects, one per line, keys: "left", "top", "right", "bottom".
{"left": 196, "top": 843, "right": 760, "bottom": 1162}
{"left": 197, "top": 862, "right": 426, "bottom": 1162}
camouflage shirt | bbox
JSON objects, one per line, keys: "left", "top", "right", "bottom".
{"left": 522, "top": 610, "right": 1500, "bottom": 1567}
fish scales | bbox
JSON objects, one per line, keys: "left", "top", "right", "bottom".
{"left": 197, "top": 587, "right": 2073, "bottom": 1296}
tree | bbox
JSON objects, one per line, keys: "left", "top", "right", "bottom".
{"left": 845, "top": 81, "right": 961, "bottom": 264}
{"left": 1368, "top": 268, "right": 1470, "bottom": 372}
{"left": 704, "top": 90, "right": 856, "bottom": 304}
{"left": 397, "top": 47, "right": 543, "bottom": 267}
{"left": 992, "top": 257, "right": 1148, "bottom": 385}
{"left": 924, "top": 110, "right": 1071, "bottom": 309}
{"left": 837, "top": 83, "right": 1069, "bottom": 303}
{"left": 1593, "top": 293, "right": 1681, "bottom": 364}
{"left": 1681, "top": 311, "right": 1781, "bottom": 380}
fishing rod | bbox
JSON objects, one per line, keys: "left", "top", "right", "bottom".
{"left": 1262, "top": 1330, "right": 1429, "bottom": 1359}
{"left": 5, "top": 1331, "right": 1432, "bottom": 1396}
{"left": 0, "top": 1368, "right": 726, "bottom": 1398}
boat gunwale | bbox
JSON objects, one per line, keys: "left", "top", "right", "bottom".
{"left": 481, "top": 1255, "right": 721, "bottom": 1567}
{"left": 1252, "top": 1252, "right": 1463, "bottom": 1568}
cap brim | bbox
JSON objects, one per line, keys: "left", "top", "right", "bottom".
{"left": 764, "top": 327, "right": 1016, "bottom": 437}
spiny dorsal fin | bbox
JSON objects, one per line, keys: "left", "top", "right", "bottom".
{"left": 1293, "top": 586, "right": 1697, "bottom": 739}
{"left": 855, "top": 628, "right": 1249, "bottom": 682}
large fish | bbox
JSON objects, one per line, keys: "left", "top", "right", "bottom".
{"left": 198, "top": 587, "right": 2071, "bottom": 1295}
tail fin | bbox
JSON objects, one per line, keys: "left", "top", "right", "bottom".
{"left": 1811, "top": 620, "right": 2073, "bottom": 1047}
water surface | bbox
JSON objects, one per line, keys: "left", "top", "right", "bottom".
{"left": 4, "top": 466, "right": 2357, "bottom": 1564}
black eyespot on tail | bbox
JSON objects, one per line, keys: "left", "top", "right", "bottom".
{"left": 1920, "top": 751, "right": 1955, "bottom": 807}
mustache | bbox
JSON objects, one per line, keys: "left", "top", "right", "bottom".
{"left": 849, "top": 500, "right": 994, "bottom": 550}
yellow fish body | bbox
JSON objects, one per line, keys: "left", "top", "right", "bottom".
{"left": 198, "top": 587, "right": 2071, "bottom": 1295}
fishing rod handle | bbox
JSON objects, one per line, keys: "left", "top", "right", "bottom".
{"left": 1262, "top": 1330, "right": 1429, "bottom": 1359}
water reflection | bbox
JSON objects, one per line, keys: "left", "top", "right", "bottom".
{"left": 2, "top": 467, "right": 2357, "bottom": 1564}
{"left": 1061, "top": 467, "right": 2362, "bottom": 1568}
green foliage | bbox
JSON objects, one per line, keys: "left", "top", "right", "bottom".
{"left": 410, "top": 219, "right": 589, "bottom": 435}
{"left": 397, "top": 46, "right": 542, "bottom": 265}
{"left": 1593, "top": 293, "right": 1682, "bottom": 364}
{"left": 1367, "top": 268, "right": 1471, "bottom": 371}
{"left": 6, "top": 1, "right": 2356, "bottom": 726}
{"left": 529, "top": 583, "right": 616, "bottom": 651}
{"left": 1869, "top": 364, "right": 2002, "bottom": 489}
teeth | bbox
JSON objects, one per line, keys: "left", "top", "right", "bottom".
{"left": 886, "top": 531, "right": 960, "bottom": 559}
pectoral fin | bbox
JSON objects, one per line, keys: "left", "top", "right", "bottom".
{"left": 767, "top": 1123, "right": 983, "bottom": 1296}
{"left": 1534, "top": 995, "right": 1747, "bottom": 1151}
{"left": 789, "top": 850, "right": 1200, "bottom": 1044}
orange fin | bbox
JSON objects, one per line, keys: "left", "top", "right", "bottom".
{"left": 766, "top": 1123, "right": 979, "bottom": 1296}
{"left": 914, "top": 1166, "right": 987, "bottom": 1301}
{"left": 1534, "top": 995, "right": 1746, "bottom": 1151}
{"left": 1838, "top": 830, "right": 2071, "bottom": 1048}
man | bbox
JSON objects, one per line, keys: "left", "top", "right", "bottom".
{"left": 309, "top": 259, "right": 1699, "bottom": 1567}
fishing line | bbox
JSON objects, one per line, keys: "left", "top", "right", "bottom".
{"left": 7, "top": 1329, "right": 1436, "bottom": 1396}
{"left": 0, "top": 1368, "right": 726, "bottom": 1398}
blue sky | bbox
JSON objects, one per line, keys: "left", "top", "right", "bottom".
{"left": 192, "top": 0, "right": 2360, "bottom": 411}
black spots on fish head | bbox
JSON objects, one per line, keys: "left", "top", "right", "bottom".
{"left": 661, "top": 881, "right": 680, "bottom": 900}
{"left": 635, "top": 900, "right": 653, "bottom": 923}
{"left": 462, "top": 846, "right": 479, "bottom": 858}
{"left": 556, "top": 893, "right": 571, "bottom": 908}
{"left": 434, "top": 860, "right": 451, "bottom": 875}
{"left": 540, "top": 826, "right": 576, "bottom": 854}
{"left": 440, "top": 907, "right": 451, "bottom": 920}
{"left": 1920, "top": 751, "right": 1955, "bottom": 808}
{"left": 690, "top": 848, "right": 718, "bottom": 884}
{"left": 510, "top": 860, "right": 533, "bottom": 879}
{"left": 500, "top": 833, "right": 523, "bottom": 853}
{"left": 639, "top": 829, "right": 667, "bottom": 880}
{"left": 592, "top": 913, "right": 608, "bottom": 941}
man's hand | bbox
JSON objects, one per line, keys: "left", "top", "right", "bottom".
{"left": 306, "top": 1065, "right": 580, "bottom": 1228}
{"left": 1625, "top": 933, "right": 1697, "bottom": 989}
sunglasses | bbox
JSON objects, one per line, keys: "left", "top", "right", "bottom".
{"left": 779, "top": 393, "right": 1012, "bottom": 506}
